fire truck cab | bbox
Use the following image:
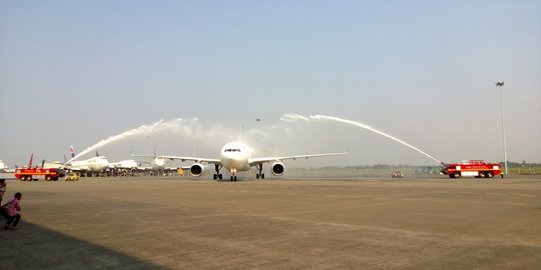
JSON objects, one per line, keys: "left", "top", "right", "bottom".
{"left": 441, "top": 160, "right": 501, "bottom": 179}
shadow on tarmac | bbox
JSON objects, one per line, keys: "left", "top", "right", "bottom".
{"left": 0, "top": 221, "right": 164, "bottom": 269}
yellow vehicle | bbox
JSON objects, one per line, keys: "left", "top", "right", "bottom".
{"left": 392, "top": 170, "right": 404, "bottom": 178}
{"left": 65, "top": 172, "right": 80, "bottom": 181}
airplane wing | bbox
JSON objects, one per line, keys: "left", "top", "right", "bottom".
{"left": 249, "top": 152, "right": 349, "bottom": 166}
{"left": 66, "top": 166, "right": 88, "bottom": 172}
{"left": 154, "top": 155, "right": 222, "bottom": 165}
{"left": 130, "top": 154, "right": 156, "bottom": 158}
{"left": 131, "top": 152, "right": 221, "bottom": 164}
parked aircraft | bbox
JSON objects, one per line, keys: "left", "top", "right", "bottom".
{"left": 108, "top": 159, "right": 138, "bottom": 176}
{"left": 0, "top": 160, "right": 9, "bottom": 172}
{"left": 153, "top": 141, "right": 348, "bottom": 181}
{"left": 64, "top": 147, "right": 109, "bottom": 176}
{"left": 131, "top": 151, "right": 186, "bottom": 176}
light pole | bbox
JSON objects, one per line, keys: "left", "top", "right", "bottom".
{"left": 192, "top": 128, "right": 196, "bottom": 157}
{"left": 496, "top": 81, "right": 508, "bottom": 176}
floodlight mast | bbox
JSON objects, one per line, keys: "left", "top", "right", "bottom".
{"left": 496, "top": 81, "right": 508, "bottom": 176}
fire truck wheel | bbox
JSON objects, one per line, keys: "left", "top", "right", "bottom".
{"left": 478, "top": 172, "right": 486, "bottom": 178}
{"left": 486, "top": 171, "right": 494, "bottom": 178}
{"left": 20, "top": 176, "right": 26, "bottom": 181}
{"left": 453, "top": 172, "right": 461, "bottom": 178}
{"left": 45, "top": 175, "right": 52, "bottom": 181}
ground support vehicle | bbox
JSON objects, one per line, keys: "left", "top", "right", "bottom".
{"left": 65, "top": 172, "right": 80, "bottom": 181}
{"left": 15, "top": 167, "right": 65, "bottom": 181}
{"left": 440, "top": 160, "right": 501, "bottom": 179}
{"left": 392, "top": 170, "right": 404, "bottom": 178}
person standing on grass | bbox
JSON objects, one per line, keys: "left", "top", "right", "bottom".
{"left": 1, "top": 192, "right": 22, "bottom": 230}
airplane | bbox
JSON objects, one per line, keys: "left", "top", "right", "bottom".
{"left": 64, "top": 146, "right": 109, "bottom": 177}
{"left": 151, "top": 141, "right": 348, "bottom": 181}
{"left": 0, "top": 160, "right": 10, "bottom": 173}
{"left": 108, "top": 159, "right": 139, "bottom": 176}
{"left": 131, "top": 147, "right": 182, "bottom": 176}
{"left": 0, "top": 160, "right": 9, "bottom": 172}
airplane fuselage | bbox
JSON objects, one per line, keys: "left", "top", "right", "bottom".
{"left": 151, "top": 157, "right": 166, "bottom": 170}
{"left": 220, "top": 142, "right": 251, "bottom": 173}
{"left": 69, "top": 156, "right": 109, "bottom": 172}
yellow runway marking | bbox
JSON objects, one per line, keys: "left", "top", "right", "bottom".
{"left": 506, "top": 203, "right": 528, "bottom": 206}
{"left": 467, "top": 201, "right": 487, "bottom": 204}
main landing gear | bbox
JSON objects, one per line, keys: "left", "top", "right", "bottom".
{"left": 256, "top": 164, "right": 265, "bottom": 179}
{"left": 213, "top": 164, "right": 223, "bottom": 180}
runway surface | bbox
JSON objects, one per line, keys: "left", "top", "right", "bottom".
{"left": 1, "top": 175, "right": 540, "bottom": 269}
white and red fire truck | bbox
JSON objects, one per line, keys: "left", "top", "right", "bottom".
{"left": 440, "top": 160, "right": 501, "bottom": 179}
{"left": 13, "top": 154, "right": 65, "bottom": 181}
{"left": 15, "top": 167, "right": 65, "bottom": 181}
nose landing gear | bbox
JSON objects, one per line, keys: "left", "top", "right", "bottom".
{"left": 230, "top": 169, "right": 238, "bottom": 181}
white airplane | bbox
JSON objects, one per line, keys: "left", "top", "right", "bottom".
{"left": 131, "top": 152, "right": 185, "bottom": 176}
{"left": 0, "top": 160, "right": 8, "bottom": 172}
{"left": 108, "top": 159, "right": 139, "bottom": 174}
{"left": 154, "top": 141, "right": 348, "bottom": 181}
{"left": 64, "top": 147, "right": 109, "bottom": 176}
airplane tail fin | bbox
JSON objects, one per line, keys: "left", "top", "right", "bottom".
{"left": 70, "top": 146, "right": 75, "bottom": 158}
{"left": 95, "top": 151, "right": 100, "bottom": 157}
{"left": 41, "top": 159, "right": 45, "bottom": 168}
{"left": 28, "top": 153, "right": 34, "bottom": 168}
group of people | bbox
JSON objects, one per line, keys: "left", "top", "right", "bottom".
{"left": 0, "top": 179, "right": 22, "bottom": 230}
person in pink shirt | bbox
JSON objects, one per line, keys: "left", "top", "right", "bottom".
{"left": 1, "top": 192, "right": 22, "bottom": 230}
{"left": 0, "top": 179, "right": 6, "bottom": 205}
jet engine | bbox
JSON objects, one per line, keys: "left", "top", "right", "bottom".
{"left": 190, "top": 163, "right": 205, "bottom": 177}
{"left": 271, "top": 162, "right": 285, "bottom": 176}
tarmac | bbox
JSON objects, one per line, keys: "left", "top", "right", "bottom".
{"left": 1, "top": 174, "right": 540, "bottom": 269}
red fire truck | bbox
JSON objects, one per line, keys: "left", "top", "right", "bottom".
{"left": 440, "top": 160, "right": 501, "bottom": 179}
{"left": 15, "top": 167, "right": 65, "bottom": 181}
{"left": 13, "top": 154, "right": 66, "bottom": 181}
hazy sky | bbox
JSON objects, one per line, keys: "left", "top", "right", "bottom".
{"left": 1, "top": 1, "right": 540, "bottom": 168}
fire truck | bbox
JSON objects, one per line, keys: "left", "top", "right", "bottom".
{"left": 15, "top": 167, "right": 65, "bottom": 181}
{"left": 440, "top": 160, "right": 501, "bottom": 179}
{"left": 13, "top": 154, "right": 66, "bottom": 181}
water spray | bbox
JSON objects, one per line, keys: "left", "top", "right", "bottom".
{"left": 148, "top": 119, "right": 164, "bottom": 137}
{"left": 66, "top": 119, "right": 165, "bottom": 164}
{"left": 281, "top": 114, "right": 443, "bottom": 165}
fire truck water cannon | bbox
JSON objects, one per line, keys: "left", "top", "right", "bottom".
{"left": 440, "top": 160, "right": 501, "bottom": 179}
